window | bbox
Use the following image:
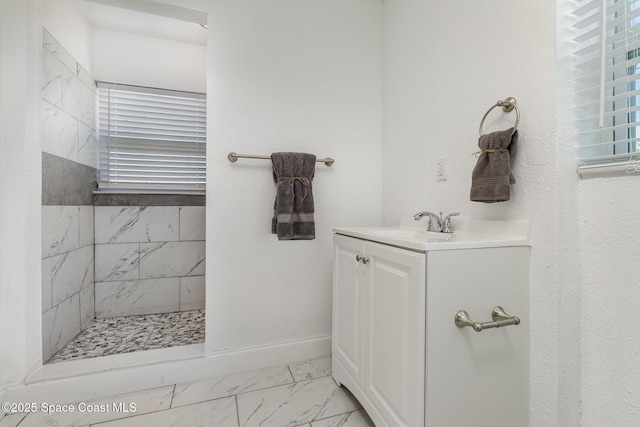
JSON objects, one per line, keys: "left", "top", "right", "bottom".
{"left": 97, "top": 82, "right": 206, "bottom": 193}
{"left": 574, "top": 0, "right": 640, "bottom": 178}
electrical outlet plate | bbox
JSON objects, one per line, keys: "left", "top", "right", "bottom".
{"left": 436, "top": 157, "right": 447, "bottom": 181}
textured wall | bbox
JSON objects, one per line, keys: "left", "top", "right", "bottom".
{"left": 555, "top": 3, "right": 583, "bottom": 424}
{"left": 381, "top": 0, "right": 560, "bottom": 425}
{"left": 579, "top": 176, "right": 640, "bottom": 426}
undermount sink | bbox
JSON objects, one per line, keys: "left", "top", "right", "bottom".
{"left": 333, "top": 218, "right": 530, "bottom": 252}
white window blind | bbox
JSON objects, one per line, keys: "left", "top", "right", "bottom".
{"left": 574, "top": 0, "right": 640, "bottom": 178}
{"left": 97, "top": 82, "right": 206, "bottom": 192}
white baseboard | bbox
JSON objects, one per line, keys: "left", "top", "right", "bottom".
{"left": 6, "top": 335, "right": 331, "bottom": 405}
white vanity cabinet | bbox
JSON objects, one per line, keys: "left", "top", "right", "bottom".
{"left": 333, "top": 234, "right": 426, "bottom": 427}
{"left": 332, "top": 230, "right": 529, "bottom": 427}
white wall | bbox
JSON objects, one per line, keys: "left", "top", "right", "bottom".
{"left": 0, "top": 0, "right": 43, "bottom": 394}
{"left": 9, "top": 1, "right": 636, "bottom": 425}
{"left": 37, "top": 0, "right": 382, "bottom": 360}
{"left": 205, "top": 0, "right": 383, "bottom": 351}
{"left": 43, "top": 0, "right": 206, "bottom": 93}
{"left": 1, "top": 0, "right": 382, "bottom": 402}
{"left": 91, "top": 27, "right": 206, "bottom": 93}
{"left": 42, "top": 0, "right": 92, "bottom": 72}
{"left": 382, "top": 0, "right": 563, "bottom": 425}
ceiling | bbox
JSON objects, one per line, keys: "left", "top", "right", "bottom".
{"left": 73, "top": 0, "right": 207, "bottom": 46}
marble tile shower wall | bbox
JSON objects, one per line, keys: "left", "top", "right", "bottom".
{"left": 42, "top": 206, "right": 95, "bottom": 361}
{"left": 41, "top": 29, "right": 98, "bottom": 361}
{"left": 94, "top": 206, "right": 206, "bottom": 318}
{"left": 40, "top": 30, "right": 206, "bottom": 363}
{"left": 42, "top": 29, "right": 97, "bottom": 168}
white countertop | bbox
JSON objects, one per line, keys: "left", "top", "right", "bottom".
{"left": 333, "top": 218, "right": 531, "bottom": 251}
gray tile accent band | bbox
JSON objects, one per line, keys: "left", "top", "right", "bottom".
{"left": 42, "top": 153, "right": 98, "bottom": 206}
{"left": 93, "top": 193, "right": 206, "bottom": 206}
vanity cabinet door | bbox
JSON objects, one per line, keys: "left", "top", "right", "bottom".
{"left": 332, "top": 234, "right": 367, "bottom": 386}
{"left": 364, "top": 242, "right": 426, "bottom": 427}
{"left": 425, "top": 247, "right": 529, "bottom": 427}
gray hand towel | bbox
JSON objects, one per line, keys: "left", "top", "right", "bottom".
{"left": 470, "top": 127, "right": 518, "bottom": 203}
{"left": 271, "top": 152, "right": 316, "bottom": 240}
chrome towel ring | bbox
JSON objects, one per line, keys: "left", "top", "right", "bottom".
{"left": 479, "top": 97, "right": 520, "bottom": 136}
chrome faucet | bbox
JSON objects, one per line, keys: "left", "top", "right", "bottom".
{"left": 413, "top": 211, "right": 460, "bottom": 233}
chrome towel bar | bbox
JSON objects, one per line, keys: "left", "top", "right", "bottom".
{"left": 228, "top": 152, "right": 335, "bottom": 166}
{"left": 455, "top": 306, "right": 520, "bottom": 332}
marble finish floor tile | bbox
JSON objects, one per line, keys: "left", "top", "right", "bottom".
{"left": 93, "top": 397, "right": 238, "bottom": 427}
{"left": 236, "top": 376, "right": 361, "bottom": 427}
{"left": 46, "top": 309, "right": 205, "bottom": 364}
{"left": 310, "top": 410, "right": 375, "bottom": 427}
{"left": 18, "top": 386, "right": 173, "bottom": 427}
{"left": 0, "top": 413, "right": 27, "bottom": 427}
{"left": 172, "top": 364, "right": 294, "bottom": 408}
{"left": 8, "top": 356, "right": 372, "bottom": 427}
{"left": 289, "top": 356, "right": 332, "bottom": 382}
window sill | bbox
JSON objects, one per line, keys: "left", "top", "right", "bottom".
{"left": 578, "top": 160, "right": 640, "bottom": 179}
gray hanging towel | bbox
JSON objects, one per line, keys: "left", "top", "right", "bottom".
{"left": 271, "top": 152, "right": 316, "bottom": 240}
{"left": 470, "top": 127, "right": 518, "bottom": 203}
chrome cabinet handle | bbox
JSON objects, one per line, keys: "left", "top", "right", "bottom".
{"left": 355, "top": 255, "right": 369, "bottom": 264}
{"left": 455, "top": 306, "right": 520, "bottom": 332}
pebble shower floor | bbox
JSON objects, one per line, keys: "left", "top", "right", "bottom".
{"left": 46, "top": 309, "right": 205, "bottom": 364}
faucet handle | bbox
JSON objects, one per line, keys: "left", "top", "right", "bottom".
{"left": 441, "top": 212, "right": 460, "bottom": 233}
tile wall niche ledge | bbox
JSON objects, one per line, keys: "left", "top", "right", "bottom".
{"left": 93, "top": 193, "right": 206, "bottom": 206}
{"left": 42, "top": 153, "right": 97, "bottom": 206}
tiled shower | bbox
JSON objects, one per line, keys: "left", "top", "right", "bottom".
{"left": 41, "top": 29, "right": 205, "bottom": 363}
{"left": 93, "top": 204, "right": 205, "bottom": 318}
